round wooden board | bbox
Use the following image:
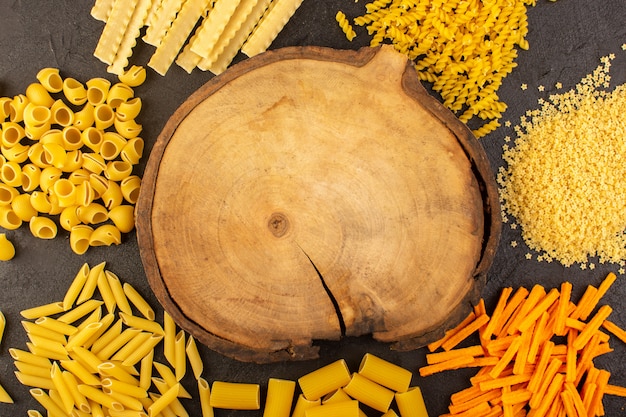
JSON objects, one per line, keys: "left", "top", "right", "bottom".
{"left": 136, "top": 45, "right": 501, "bottom": 363}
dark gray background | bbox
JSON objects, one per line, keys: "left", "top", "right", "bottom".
{"left": 1, "top": 0, "right": 625, "bottom": 416}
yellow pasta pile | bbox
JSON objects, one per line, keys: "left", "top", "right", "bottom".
{"left": 419, "top": 272, "right": 626, "bottom": 417}
{"left": 341, "top": 0, "right": 548, "bottom": 138}
{"left": 497, "top": 53, "right": 626, "bottom": 269}
{"left": 0, "top": 67, "right": 145, "bottom": 255}
{"left": 91, "top": 0, "right": 305, "bottom": 76}
{"left": 12, "top": 261, "right": 205, "bottom": 417}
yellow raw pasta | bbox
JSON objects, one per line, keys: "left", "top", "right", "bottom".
{"left": 0, "top": 206, "right": 22, "bottom": 230}
{"left": 198, "top": 377, "right": 214, "bottom": 417}
{"left": 0, "top": 184, "right": 19, "bottom": 205}
{"left": 298, "top": 359, "right": 351, "bottom": 401}
{"left": 36, "top": 68, "right": 63, "bottom": 93}
{"left": 11, "top": 193, "right": 37, "bottom": 221}
{"left": 120, "top": 175, "right": 141, "bottom": 204}
{"left": 304, "top": 399, "right": 360, "bottom": 417}
{"left": 189, "top": 0, "right": 243, "bottom": 60}
{"left": 78, "top": 384, "right": 125, "bottom": 412}
{"left": 107, "top": 82, "right": 135, "bottom": 109}
{"left": 117, "top": 98, "right": 143, "bottom": 123}
{"left": 174, "top": 330, "right": 186, "bottom": 381}
{"left": 105, "top": 160, "right": 133, "bottom": 181}
{"left": 163, "top": 311, "right": 176, "bottom": 367}
{"left": 122, "top": 282, "right": 155, "bottom": 320}
{"left": 21, "top": 321, "right": 67, "bottom": 344}
{"left": 2, "top": 121, "right": 26, "bottom": 147}
{"left": 21, "top": 164, "right": 41, "bottom": 192}
{"left": 81, "top": 127, "right": 104, "bottom": 153}
{"left": 186, "top": 335, "right": 203, "bottom": 379}
{"left": 1, "top": 160, "right": 23, "bottom": 187}
{"left": 143, "top": 0, "right": 186, "bottom": 46}
{"left": 77, "top": 202, "right": 109, "bottom": 224}
{"left": 30, "top": 388, "right": 67, "bottom": 415}
{"left": 342, "top": 372, "right": 394, "bottom": 413}
{"left": 148, "top": 382, "right": 181, "bottom": 417}
{"left": 29, "top": 216, "right": 58, "bottom": 239}
{"left": 50, "top": 99, "right": 75, "bottom": 126}
{"left": 94, "top": 0, "right": 141, "bottom": 65}
{"left": 20, "top": 302, "right": 64, "bottom": 320}
{"left": 106, "top": 270, "right": 133, "bottom": 315}
{"left": 0, "top": 383, "right": 13, "bottom": 403}
{"left": 108, "top": 204, "right": 135, "bottom": 233}
{"left": 210, "top": 381, "right": 261, "bottom": 410}
{"left": 9, "top": 94, "right": 29, "bottom": 123}
{"left": 394, "top": 386, "right": 429, "bottom": 417}
{"left": 94, "top": 103, "right": 116, "bottom": 130}
{"left": 119, "top": 65, "right": 147, "bottom": 87}
{"left": 0, "top": 233, "right": 16, "bottom": 261}
{"left": 70, "top": 225, "right": 93, "bottom": 254}
{"left": 139, "top": 347, "right": 154, "bottom": 390}
{"left": 241, "top": 0, "right": 304, "bottom": 57}
{"left": 107, "top": 0, "right": 153, "bottom": 76}
{"left": 263, "top": 378, "right": 296, "bottom": 417}
{"left": 122, "top": 333, "right": 163, "bottom": 367}
{"left": 291, "top": 394, "right": 321, "bottom": 417}
{"left": 336, "top": 11, "right": 356, "bottom": 41}
{"left": 62, "top": 78, "right": 88, "bottom": 106}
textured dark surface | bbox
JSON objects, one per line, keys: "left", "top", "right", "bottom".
{"left": 0, "top": 0, "right": 625, "bottom": 416}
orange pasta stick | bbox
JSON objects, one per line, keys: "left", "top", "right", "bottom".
{"left": 486, "top": 334, "right": 517, "bottom": 357}
{"left": 448, "top": 389, "right": 501, "bottom": 414}
{"left": 518, "top": 288, "right": 560, "bottom": 333}
{"left": 482, "top": 287, "right": 513, "bottom": 342}
{"left": 575, "top": 334, "right": 601, "bottom": 386}
{"left": 554, "top": 282, "right": 572, "bottom": 337}
{"left": 605, "top": 384, "right": 626, "bottom": 397}
{"left": 569, "top": 285, "right": 597, "bottom": 321}
{"left": 528, "top": 341, "right": 554, "bottom": 393}
{"left": 479, "top": 374, "right": 532, "bottom": 392}
{"left": 560, "top": 390, "right": 578, "bottom": 417}
{"left": 527, "top": 312, "right": 549, "bottom": 364}
{"left": 484, "top": 405, "right": 503, "bottom": 417}
{"left": 533, "top": 373, "right": 565, "bottom": 417}
{"left": 513, "top": 324, "right": 534, "bottom": 375}
{"left": 573, "top": 305, "right": 612, "bottom": 350}
{"left": 580, "top": 272, "right": 616, "bottom": 321}
{"left": 419, "top": 355, "right": 475, "bottom": 377}
{"left": 564, "top": 382, "right": 588, "bottom": 417}
{"left": 442, "top": 314, "right": 490, "bottom": 352}
{"left": 493, "top": 287, "right": 529, "bottom": 337}
{"left": 566, "top": 328, "right": 578, "bottom": 383}
{"left": 589, "top": 369, "right": 610, "bottom": 416}
{"left": 426, "top": 345, "right": 485, "bottom": 365}
{"left": 468, "top": 357, "right": 500, "bottom": 368}
{"left": 428, "top": 311, "right": 476, "bottom": 352}
{"left": 451, "top": 401, "right": 492, "bottom": 417}
{"left": 601, "top": 319, "right": 626, "bottom": 344}
{"left": 501, "top": 389, "right": 532, "bottom": 406}
{"left": 502, "top": 385, "right": 513, "bottom": 417}
{"left": 451, "top": 385, "right": 483, "bottom": 405}
{"left": 529, "top": 358, "right": 563, "bottom": 409}
{"left": 582, "top": 383, "right": 596, "bottom": 415}
{"left": 489, "top": 336, "right": 522, "bottom": 378}
{"left": 506, "top": 284, "right": 545, "bottom": 336}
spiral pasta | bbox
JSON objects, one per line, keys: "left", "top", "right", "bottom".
{"left": 336, "top": 11, "right": 357, "bottom": 41}
{"left": 0, "top": 67, "right": 146, "bottom": 255}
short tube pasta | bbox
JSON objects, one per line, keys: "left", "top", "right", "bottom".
{"left": 77, "top": 202, "right": 109, "bottom": 224}
{"left": 107, "top": 83, "right": 134, "bottom": 108}
{"left": 2, "top": 121, "right": 26, "bottom": 147}
{"left": 263, "top": 378, "right": 296, "bottom": 417}
{"left": 174, "top": 330, "right": 186, "bottom": 381}
{"left": 21, "top": 164, "right": 41, "bottom": 192}
{"left": 0, "top": 206, "right": 22, "bottom": 230}
{"left": 342, "top": 372, "right": 394, "bottom": 413}
{"left": 358, "top": 353, "right": 413, "bottom": 393}
{"left": 123, "top": 283, "right": 155, "bottom": 320}
{"left": 394, "top": 387, "right": 429, "bottom": 417}
{"left": 198, "top": 377, "right": 213, "bottom": 417}
{"left": 81, "top": 127, "right": 104, "bottom": 153}
{"left": 73, "top": 104, "right": 95, "bottom": 130}
{"left": 210, "top": 381, "right": 261, "bottom": 410}
{"left": 185, "top": 335, "right": 203, "bottom": 380}
{"left": 291, "top": 394, "right": 320, "bottom": 417}
{"left": 304, "top": 399, "right": 360, "bottom": 417}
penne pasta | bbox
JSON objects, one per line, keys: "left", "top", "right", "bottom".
{"left": 62, "top": 370, "right": 91, "bottom": 413}
{"left": 291, "top": 394, "right": 321, "bottom": 417}
{"left": 106, "top": 270, "right": 133, "bottom": 315}
{"left": 35, "top": 316, "right": 78, "bottom": 337}
{"left": 30, "top": 388, "right": 67, "bottom": 416}
{"left": 90, "top": 318, "right": 123, "bottom": 355}
{"left": 21, "top": 302, "right": 65, "bottom": 319}
{"left": 0, "top": 383, "right": 13, "bottom": 404}
{"left": 66, "top": 322, "right": 104, "bottom": 352}
{"left": 58, "top": 299, "right": 104, "bottom": 324}
{"left": 111, "top": 331, "right": 152, "bottom": 362}
{"left": 123, "top": 283, "right": 155, "bottom": 320}
{"left": 304, "top": 399, "right": 360, "bottom": 417}
{"left": 78, "top": 384, "right": 125, "bottom": 412}
{"left": 122, "top": 333, "right": 163, "bottom": 367}
{"left": 50, "top": 361, "right": 75, "bottom": 413}
{"left": 77, "top": 262, "right": 106, "bottom": 305}
{"left": 186, "top": 335, "right": 203, "bottom": 379}
{"left": 139, "top": 348, "right": 154, "bottom": 391}
{"left": 103, "top": 387, "right": 145, "bottom": 411}
{"left": 15, "top": 371, "right": 55, "bottom": 390}
{"left": 9, "top": 348, "right": 52, "bottom": 368}
{"left": 71, "top": 346, "right": 104, "bottom": 373}
{"left": 163, "top": 311, "right": 176, "bottom": 367}
{"left": 120, "top": 312, "right": 164, "bottom": 335}
{"left": 14, "top": 360, "right": 53, "bottom": 379}
{"left": 152, "top": 377, "right": 188, "bottom": 415}
{"left": 153, "top": 362, "right": 192, "bottom": 399}
{"left": 174, "top": 330, "right": 186, "bottom": 381}
{"left": 263, "top": 378, "right": 296, "bottom": 417}
{"left": 98, "top": 361, "right": 140, "bottom": 386}
{"left": 97, "top": 270, "right": 117, "bottom": 314}
{"left": 148, "top": 383, "right": 180, "bottom": 417}
{"left": 210, "top": 381, "right": 261, "bottom": 410}
{"left": 198, "top": 377, "right": 214, "bottom": 417}
{"left": 395, "top": 387, "right": 430, "bottom": 417}
{"left": 102, "top": 377, "right": 148, "bottom": 398}
{"left": 60, "top": 359, "right": 102, "bottom": 386}
{"left": 95, "top": 327, "right": 142, "bottom": 360}
{"left": 21, "top": 321, "right": 67, "bottom": 344}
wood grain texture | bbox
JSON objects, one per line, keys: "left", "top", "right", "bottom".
{"left": 136, "top": 45, "right": 501, "bottom": 362}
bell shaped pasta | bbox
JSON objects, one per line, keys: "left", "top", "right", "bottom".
{"left": 89, "top": 224, "right": 121, "bottom": 247}
{"left": 113, "top": 118, "right": 142, "bottom": 139}
{"left": 68, "top": 169, "right": 91, "bottom": 185}
{"left": 0, "top": 206, "right": 22, "bottom": 230}
{"left": 102, "top": 179, "right": 123, "bottom": 209}
{"left": 39, "top": 129, "right": 64, "bottom": 146}
{"left": 0, "top": 233, "right": 15, "bottom": 261}
{"left": 115, "top": 97, "right": 142, "bottom": 122}
{"left": 2, "top": 143, "right": 30, "bottom": 164}
{"left": 62, "top": 126, "right": 83, "bottom": 150}
{"left": 106, "top": 83, "right": 134, "bottom": 109}
{"left": 70, "top": 225, "right": 93, "bottom": 255}
{"left": 120, "top": 137, "right": 144, "bottom": 165}
{"left": 62, "top": 150, "right": 84, "bottom": 173}
{"left": 75, "top": 180, "right": 95, "bottom": 207}
{"left": 22, "top": 103, "right": 51, "bottom": 128}
{"left": 63, "top": 78, "right": 88, "bottom": 106}
{"left": 51, "top": 100, "right": 74, "bottom": 127}
{"left": 2, "top": 122, "right": 26, "bottom": 147}
{"left": 27, "top": 143, "right": 50, "bottom": 169}
{"left": 11, "top": 194, "right": 37, "bottom": 222}
{"left": 104, "top": 160, "right": 132, "bottom": 182}
{"left": 60, "top": 206, "right": 81, "bottom": 231}
{"left": 86, "top": 77, "right": 111, "bottom": 106}
{"left": 39, "top": 166, "right": 63, "bottom": 193}
{"left": 52, "top": 179, "right": 77, "bottom": 208}
{"left": 29, "top": 216, "right": 58, "bottom": 240}
{"left": 100, "top": 132, "right": 127, "bottom": 160}
{"left": 77, "top": 202, "right": 109, "bottom": 225}
{"left": 25, "top": 123, "right": 52, "bottom": 141}
{"left": 81, "top": 127, "right": 104, "bottom": 153}
{"left": 0, "top": 184, "right": 19, "bottom": 206}
{"left": 9, "top": 95, "right": 29, "bottom": 123}
{"left": 94, "top": 103, "right": 115, "bottom": 130}
{"left": 118, "top": 66, "right": 146, "bottom": 87}
{"left": 89, "top": 174, "right": 109, "bottom": 199}
{"left": 30, "top": 191, "right": 53, "bottom": 214}
{"left": 120, "top": 175, "right": 141, "bottom": 204}
{"left": 1, "top": 161, "right": 23, "bottom": 187}
{"left": 42, "top": 143, "right": 66, "bottom": 170}
{"left": 21, "top": 164, "right": 41, "bottom": 192}
{"left": 74, "top": 104, "right": 95, "bottom": 130}
{"left": 36, "top": 68, "right": 64, "bottom": 93}
{"left": 0, "top": 97, "right": 13, "bottom": 120}
{"left": 25, "top": 83, "right": 55, "bottom": 108}
{"left": 82, "top": 152, "right": 107, "bottom": 175}
{"left": 108, "top": 205, "right": 135, "bottom": 233}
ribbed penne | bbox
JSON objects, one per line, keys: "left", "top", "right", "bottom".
{"left": 298, "top": 359, "right": 351, "bottom": 401}
{"left": 343, "top": 372, "right": 394, "bottom": 413}
{"left": 210, "top": 381, "right": 261, "bottom": 410}
{"left": 263, "top": 378, "right": 296, "bottom": 417}
{"left": 291, "top": 394, "right": 320, "bottom": 417}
